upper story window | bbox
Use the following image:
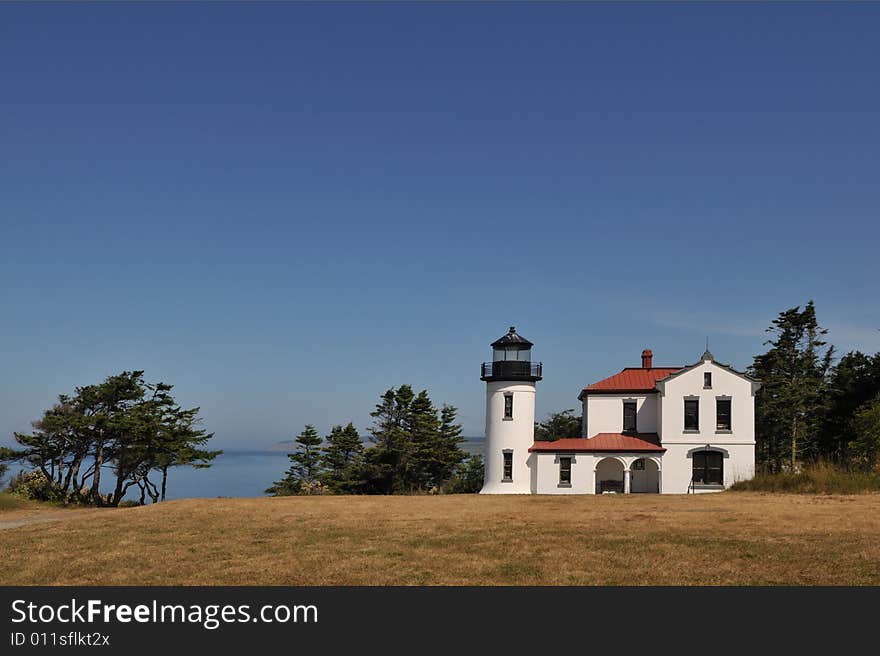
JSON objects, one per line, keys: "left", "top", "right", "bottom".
{"left": 623, "top": 401, "right": 637, "bottom": 433}
{"left": 704, "top": 372, "right": 712, "bottom": 388}
{"left": 716, "top": 398, "right": 732, "bottom": 431}
{"left": 684, "top": 399, "right": 699, "bottom": 431}
{"left": 559, "top": 457, "right": 572, "bottom": 486}
{"left": 503, "top": 394, "right": 513, "bottom": 419}
{"left": 502, "top": 451, "right": 513, "bottom": 482}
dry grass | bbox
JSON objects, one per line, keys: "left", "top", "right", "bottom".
{"left": 1, "top": 493, "right": 879, "bottom": 585}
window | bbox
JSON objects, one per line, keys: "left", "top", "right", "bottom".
{"left": 559, "top": 457, "right": 572, "bottom": 486}
{"left": 623, "top": 401, "right": 637, "bottom": 433}
{"left": 704, "top": 372, "right": 712, "bottom": 388}
{"left": 692, "top": 450, "right": 723, "bottom": 485}
{"left": 684, "top": 399, "right": 699, "bottom": 431}
{"left": 503, "top": 394, "right": 513, "bottom": 419}
{"left": 502, "top": 451, "right": 513, "bottom": 481}
{"left": 716, "top": 399, "right": 732, "bottom": 431}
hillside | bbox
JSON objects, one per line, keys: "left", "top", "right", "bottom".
{"left": 1, "top": 493, "right": 879, "bottom": 585}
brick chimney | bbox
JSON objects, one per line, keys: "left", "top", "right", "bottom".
{"left": 641, "top": 349, "right": 653, "bottom": 368}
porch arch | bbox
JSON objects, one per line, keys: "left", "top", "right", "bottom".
{"left": 594, "top": 457, "right": 625, "bottom": 494}
{"left": 630, "top": 457, "right": 660, "bottom": 493}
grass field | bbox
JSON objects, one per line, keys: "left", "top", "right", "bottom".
{"left": 1, "top": 492, "right": 879, "bottom": 585}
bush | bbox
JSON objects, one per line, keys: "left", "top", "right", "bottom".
{"left": 730, "top": 462, "right": 880, "bottom": 494}
{"left": 6, "top": 470, "right": 66, "bottom": 502}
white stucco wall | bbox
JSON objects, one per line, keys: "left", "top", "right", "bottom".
{"left": 481, "top": 381, "right": 536, "bottom": 494}
{"left": 657, "top": 360, "right": 757, "bottom": 493}
{"left": 534, "top": 452, "right": 593, "bottom": 494}
{"left": 583, "top": 393, "right": 659, "bottom": 436}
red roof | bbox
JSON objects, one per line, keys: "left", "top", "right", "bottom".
{"left": 581, "top": 367, "right": 682, "bottom": 394}
{"left": 528, "top": 433, "right": 665, "bottom": 453}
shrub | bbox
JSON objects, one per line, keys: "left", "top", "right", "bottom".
{"left": 7, "top": 470, "right": 65, "bottom": 502}
{"left": 730, "top": 462, "right": 880, "bottom": 494}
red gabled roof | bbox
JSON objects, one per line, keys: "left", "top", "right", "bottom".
{"left": 528, "top": 433, "right": 665, "bottom": 453}
{"left": 581, "top": 367, "right": 682, "bottom": 394}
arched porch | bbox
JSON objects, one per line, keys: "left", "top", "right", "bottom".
{"left": 595, "top": 457, "right": 625, "bottom": 494}
{"left": 630, "top": 457, "right": 661, "bottom": 493}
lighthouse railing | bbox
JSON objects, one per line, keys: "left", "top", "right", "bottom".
{"left": 480, "top": 361, "right": 542, "bottom": 380}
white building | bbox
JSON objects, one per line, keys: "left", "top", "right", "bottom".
{"left": 480, "top": 327, "right": 760, "bottom": 495}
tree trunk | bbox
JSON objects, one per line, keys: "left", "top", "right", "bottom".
{"left": 161, "top": 466, "right": 168, "bottom": 502}
{"left": 791, "top": 415, "right": 798, "bottom": 472}
{"left": 91, "top": 440, "right": 104, "bottom": 506}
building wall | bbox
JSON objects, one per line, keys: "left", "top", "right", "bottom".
{"left": 583, "top": 393, "right": 659, "bottom": 436}
{"left": 657, "top": 360, "right": 757, "bottom": 493}
{"left": 481, "top": 381, "right": 536, "bottom": 494}
{"left": 534, "top": 452, "right": 594, "bottom": 494}
{"left": 659, "top": 442, "right": 754, "bottom": 493}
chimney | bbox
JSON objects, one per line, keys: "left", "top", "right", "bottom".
{"left": 641, "top": 349, "right": 653, "bottom": 368}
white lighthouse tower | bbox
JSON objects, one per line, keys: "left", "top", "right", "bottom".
{"left": 479, "top": 326, "right": 542, "bottom": 494}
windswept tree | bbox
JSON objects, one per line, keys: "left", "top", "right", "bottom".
{"left": 3, "top": 371, "right": 219, "bottom": 505}
{"left": 749, "top": 301, "right": 834, "bottom": 472}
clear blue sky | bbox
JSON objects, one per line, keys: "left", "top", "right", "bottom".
{"left": 2, "top": 3, "right": 878, "bottom": 449}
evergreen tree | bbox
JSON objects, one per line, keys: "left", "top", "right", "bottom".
{"left": 819, "top": 352, "right": 880, "bottom": 463}
{"left": 368, "top": 386, "right": 415, "bottom": 494}
{"left": 749, "top": 301, "right": 834, "bottom": 472}
{"left": 432, "top": 404, "right": 467, "bottom": 489}
{"left": 406, "top": 390, "right": 441, "bottom": 491}
{"left": 446, "top": 454, "right": 484, "bottom": 493}
{"left": 266, "top": 425, "right": 324, "bottom": 496}
{"left": 849, "top": 394, "right": 880, "bottom": 470}
{"left": 321, "top": 423, "right": 364, "bottom": 494}
{"left": 535, "top": 409, "right": 582, "bottom": 441}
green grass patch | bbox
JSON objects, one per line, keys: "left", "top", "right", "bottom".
{"left": 730, "top": 463, "right": 880, "bottom": 494}
{"left": 0, "top": 492, "right": 33, "bottom": 511}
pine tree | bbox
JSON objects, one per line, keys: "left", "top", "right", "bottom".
{"left": 321, "top": 423, "right": 364, "bottom": 494}
{"left": 406, "top": 390, "right": 441, "bottom": 491}
{"left": 749, "top": 301, "right": 834, "bottom": 472}
{"left": 850, "top": 394, "right": 880, "bottom": 470}
{"left": 368, "top": 386, "right": 415, "bottom": 494}
{"left": 819, "top": 352, "right": 880, "bottom": 463}
{"left": 266, "top": 424, "right": 324, "bottom": 496}
{"left": 432, "top": 404, "right": 467, "bottom": 489}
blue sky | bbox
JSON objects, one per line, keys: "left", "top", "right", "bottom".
{"left": 2, "top": 3, "right": 879, "bottom": 449}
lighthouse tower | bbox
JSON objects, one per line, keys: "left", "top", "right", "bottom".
{"left": 479, "top": 326, "right": 542, "bottom": 494}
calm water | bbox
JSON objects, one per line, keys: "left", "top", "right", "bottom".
{"left": 3, "top": 438, "right": 485, "bottom": 501}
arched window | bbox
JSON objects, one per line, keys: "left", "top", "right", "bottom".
{"left": 692, "top": 450, "right": 723, "bottom": 485}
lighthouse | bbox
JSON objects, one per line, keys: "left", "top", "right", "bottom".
{"left": 479, "top": 326, "right": 542, "bottom": 494}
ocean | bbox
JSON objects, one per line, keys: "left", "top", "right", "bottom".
{"left": 2, "top": 438, "right": 485, "bottom": 501}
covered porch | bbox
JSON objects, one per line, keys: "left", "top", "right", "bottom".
{"left": 595, "top": 455, "right": 661, "bottom": 494}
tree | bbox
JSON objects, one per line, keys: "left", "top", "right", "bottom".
{"left": 534, "top": 409, "right": 582, "bottom": 441}
{"left": 352, "top": 385, "right": 470, "bottom": 494}
{"left": 446, "top": 454, "right": 484, "bottom": 493}
{"left": 749, "top": 301, "right": 834, "bottom": 472}
{"left": 432, "top": 404, "right": 467, "bottom": 490}
{"left": 266, "top": 425, "right": 324, "bottom": 496}
{"left": 321, "top": 423, "right": 364, "bottom": 494}
{"left": 849, "top": 394, "right": 880, "bottom": 470}
{"left": 819, "top": 352, "right": 880, "bottom": 463}
{"left": 2, "top": 372, "right": 219, "bottom": 505}
{"left": 368, "top": 385, "right": 416, "bottom": 494}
